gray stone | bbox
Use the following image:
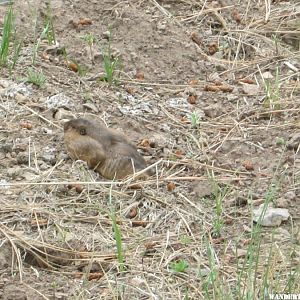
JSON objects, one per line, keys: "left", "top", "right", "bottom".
{"left": 41, "top": 127, "right": 53, "bottom": 135}
{"left": 83, "top": 102, "right": 99, "bottom": 113}
{"left": 46, "top": 93, "right": 73, "bottom": 109}
{"left": 253, "top": 204, "right": 290, "bottom": 227}
{"left": 287, "top": 132, "right": 300, "bottom": 150}
{"left": 53, "top": 108, "right": 73, "bottom": 120}
{"left": 284, "top": 191, "right": 296, "bottom": 201}
{"left": 1, "top": 143, "right": 13, "bottom": 153}
{"left": 6, "top": 166, "right": 22, "bottom": 178}
{"left": 16, "top": 152, "right": 29, "bottom": 165}
{"left": 241, "top": 83, "right": 260, "bottom": 95}
{"left": 42, "top": 147, "right": 57, "bottom": 164}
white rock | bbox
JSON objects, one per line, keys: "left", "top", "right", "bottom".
{"left": 0, "top": 179, "right": 9, "bottom": 189}
{"left": 3, "top": 82, "right": 32, "bottom": 98}
{"left": 41, "top": 127, "right": 53, "bottom": 135}
{"left": 46, "top": 93, "right": 73, "bottom": 109}
{"left": 262, "top": 71, "right": 274, "bottom": 79}
{"left": 53, "top": 108, "right": 73, "bottom": 120}
{"left": 83, "top": 102, "right": 99, "bottom": 113}
{"left": 241, "top": 83, "right": 260, "bottom": 95}
{"left": 253, "top": 204, "right": 290, "bottom": 227}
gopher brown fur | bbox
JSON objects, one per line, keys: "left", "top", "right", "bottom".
{"left": 64, "top": 118, "right": 150, "bottom": 179}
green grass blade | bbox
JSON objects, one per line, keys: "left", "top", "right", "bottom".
{"left": 110, "top": 212, "right": 125, "bottom": 272}
{"left": 0, "top": 4, "right": 14, "bottom": 65}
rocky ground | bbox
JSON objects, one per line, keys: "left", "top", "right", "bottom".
{"left": 0, "top": 0, "right": 299, "bottom": 299}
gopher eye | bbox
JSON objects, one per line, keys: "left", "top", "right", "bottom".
{"left": 80, "top": 128, "right": 86, "bottom": 135}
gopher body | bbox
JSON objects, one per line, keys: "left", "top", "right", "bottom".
{"left": 64, "top": 118, "right": 150, "bottom": 179}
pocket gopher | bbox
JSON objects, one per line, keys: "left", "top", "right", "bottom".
{"left": 64, "top": 118, "right": 151, "bottom": 179}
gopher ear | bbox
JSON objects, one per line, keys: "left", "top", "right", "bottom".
{"left": 80, "top": 128, "right": 86, "bottom": 135}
